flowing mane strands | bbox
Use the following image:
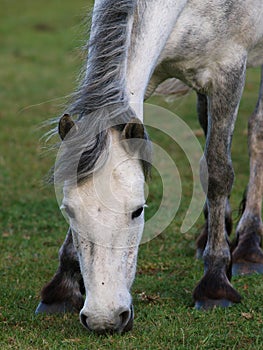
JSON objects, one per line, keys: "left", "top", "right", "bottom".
{"left": 48, "top": 0, "right": 152, "bottom": 185}
{"left": 52, "top": 106, "right": 151, "bottom": 185}
{"left": 69, "top": 0, "right": 138, "bottom": 116}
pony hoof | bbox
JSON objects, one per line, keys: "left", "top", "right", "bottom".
{"left": 195, "top": 298, "right": 233, "bottom": 310}
{"left": 35, "top": 301, "right": 76, "bottom": 314}
{"left": 232, "top": 262, "right": 263, "bottom": 276}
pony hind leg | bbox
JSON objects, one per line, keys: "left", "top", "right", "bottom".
{"left": 193, "top": 56, "right": 247, "bottom": 309}
{"left": 232, "top": 66, "right": 263, "bottom": 276}
{"left": 36, "top": 229, "right": 84, "bottom": 314}
{"left": 195, "top": 93, "right": 233, "bottom": 259}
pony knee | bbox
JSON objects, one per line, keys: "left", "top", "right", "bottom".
{"left": 206, "top": 160, "right": 234, "bottom": 200}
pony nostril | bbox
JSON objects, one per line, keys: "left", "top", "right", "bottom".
{"left": 119, "top": 309, "right": 130, "bottom": 328}
{"left": 120, "top": 305, "right": 134, "bottom": 333}
{"left": 80, "top": 313, "right": 89, "bottom": 329}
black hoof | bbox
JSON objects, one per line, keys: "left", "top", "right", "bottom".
{"left": 35, "top": 301, "right": 77, "bottom": 314}
{"left": 232, "top": 262, "right": 263, "bottom": 276}
{"left": 195, "top": 298, "right": 233, "bottom": 310}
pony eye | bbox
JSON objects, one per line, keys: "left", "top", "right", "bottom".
{"left": 131, "top": 207, "right": 144, "bottom": 220}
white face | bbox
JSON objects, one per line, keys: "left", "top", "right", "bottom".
{"left": 62, "top": 129, "right": 145, "bottom": 333}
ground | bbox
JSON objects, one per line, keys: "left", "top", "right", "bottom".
{"left": 0, "top": 1, "right": 263, "bottom": 349}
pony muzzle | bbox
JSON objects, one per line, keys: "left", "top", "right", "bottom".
{"left": 79, "top": 305, "right": 134, "bottom": 334}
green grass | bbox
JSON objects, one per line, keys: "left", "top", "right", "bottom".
{"left": 0, "top": 1, "right": 263, "bottom": 349}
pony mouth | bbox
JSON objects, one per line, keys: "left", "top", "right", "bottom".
{"left": 81, "top": 305, "right": 134, "bottom": 335}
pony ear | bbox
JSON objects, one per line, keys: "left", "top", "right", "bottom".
{"left": 121, "top": 118, "right": 146, "bottom": 154}
{"left": 58, "top": 114, "right": 76, "bottom": 140}
{"left": 121, "top": 117, "right": 145, "bottom": 140}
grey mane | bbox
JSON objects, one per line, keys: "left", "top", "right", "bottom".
{"left": 49, "top": 0, "right": 151, "bottom": 185}
{"left": 69, "top": 0, "right": 138, "bottom": 115}
{"left": 52, "top": 105, "right": 152, "bottom": 185}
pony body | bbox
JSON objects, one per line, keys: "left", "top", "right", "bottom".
{"left": 36, "top": 0, "right": 263, "bottom": 334}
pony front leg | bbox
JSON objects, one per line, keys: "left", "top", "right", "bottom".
{"left": 193, "top": 56, "right": 247, "bottom": 309}
{"left": 195, "top": 93, "right": 233, "bottom": 258}
{"left": 36, "top": 229, "right": 84, "bottom": 314}
{"left": 232, "top": 66, "right": 263, "bottom": 275}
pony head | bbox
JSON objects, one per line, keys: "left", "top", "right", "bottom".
{"left": 56, "top": 113, "right": 151, "bottom": 333}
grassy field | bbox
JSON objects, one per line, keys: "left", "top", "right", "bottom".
{"left": 0, "top": 1, "right": 263, "bottom": 349}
